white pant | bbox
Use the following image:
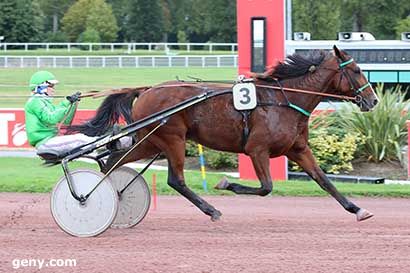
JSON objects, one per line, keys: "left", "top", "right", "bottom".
{"left": 37, "top": 133, "right": 133, "bottom": 154}
{"left": 37, "top": 133, "right": 97, "bottom": 152}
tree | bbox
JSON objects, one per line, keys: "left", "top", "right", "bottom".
{"left": 160, "top": 0, "right": 172, "bottom": 41}
{"left": 86, "top": 1, "right": 118, "bottom": 41}
{"left": 124, "top": 0, "right": 164, "bottom": 42}
{"left": 293, "top": 0, "right": 341, "bottom": 40}
{"left": 0, "top": 0, "right": 44, "bottom": 42}
{"left": 202, "top": 0, "right": 236, "bottom": 42}
{"left": 395, "top": 17, "right": 410, "bottom": 39}
{"left": 0, "top": 2, "right": 17, "bottom": 41}
{"left": 39, "top": 0, "right": 74, "bottom": 33}
{"left": 77, "top": 27, "right": 101, "bottom": 50}
{"left": 168, "top": 0, "right": 193, "bottom": 40}
{"left": 165, "top": 0, "right": 235, "bottom": 43}
{"left": 104, "top": 0, "right": 236, "bottom": 43}
{"left": 340, "top": 0, "right": 409, "bottom": 39}
{"left": 106, "top": 0, "right": 129, "bottom": 41}
{"left": 62, "top": 0, "right": 118, "bottom": 42}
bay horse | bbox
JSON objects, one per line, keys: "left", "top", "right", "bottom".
{"left": 71, "top": 46, "right": 378, "bottom": 222}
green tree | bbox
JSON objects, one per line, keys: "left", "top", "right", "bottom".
{"left": 339, "top": 0, "right": 369, "bottom": 33}
{"left": 0, "top": 2, "right": 17, "bottom": 41}
{"left": 62, "top": 0, "right": 118, "bottom": 42}
{"left": 86, "top": 1, "right": 118, "bottom": 41}
{"left": 340, "top": 0, "right": 409, "bottom": 39}
{"left": 124, "top": 0, "right": 164, "bottom": 42}
{"left": 202, "top": 0, "right": 236, "bottom": 42}
{"left": 160, "top": 0, "right": 173, "bottom": 41}
{"left": 106, "top": 0, "right": 129, "bottom": 41}
{"left": 77, "top": 27, "right": 101, "bottom": 50}
{"left": 395, "top": 17, "right": 410, "bottom": 39}
{"left": 0, "top": 0, "right": 44, "bottom": 42}
{"left": 170, "top": 0, "right": 194, "bottom": 40}
{"left": 167, "top": 0, "right": 235, "bottom": 43}
{"left": 293, "top": 0, "right": 341, "bottom": 40}
{"left": 39, "top": 0, "right": 74, "bottom": 33}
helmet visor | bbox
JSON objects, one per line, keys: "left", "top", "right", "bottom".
{"left": 46, "top": 79, "right": 59, "bottom": 86}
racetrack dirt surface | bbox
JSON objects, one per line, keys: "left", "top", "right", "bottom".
{"left": 1, "top": 194, "right": 410, "bottom": 273}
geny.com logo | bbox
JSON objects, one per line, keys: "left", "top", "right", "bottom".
{"left": 12, "top": 258, "right": 77, "bottom": 270}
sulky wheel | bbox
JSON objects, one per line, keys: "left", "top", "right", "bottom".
{"left": 109, "top": 166, "right": 151, "bottom": 229}
{"left": 50, "top": 169, "right": 118, "bottom": 237}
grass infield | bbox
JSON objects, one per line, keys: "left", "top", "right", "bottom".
{"left": 1, "top": 157, "right": 410, "bottom": 197}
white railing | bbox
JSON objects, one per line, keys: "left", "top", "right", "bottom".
{"left": 0, "top": 42, "right": 238, "bottom": 53}
{"left": 0, "top": 55, "right": 238, "bottom": 68}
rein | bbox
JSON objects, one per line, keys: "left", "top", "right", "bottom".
{"left": 0, "top": 90, "right": 101, "bottom": 100}
{"left": 169, "top": 58, "right": 369, "bottom": 117}
{"left": 57, "top": 102, "right": 77, "bottom": 133}
{"left": 173, "top": 76, "right": 360, "bottom": 102}
{"left": 254, "top": 84, "right": 357, "bottom": 101}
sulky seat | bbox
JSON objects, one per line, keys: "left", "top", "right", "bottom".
{"left": 36, "top": 146, "right": 72, "bottom": 165}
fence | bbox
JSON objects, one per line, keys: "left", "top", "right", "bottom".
{"left": 0, "top": 42, "right": 238, "bottom": 53}
{"left": 0, "top": 55, "right": 238, "bottom": 68}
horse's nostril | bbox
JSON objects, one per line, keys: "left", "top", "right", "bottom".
{"left": 373, "top": 99, "right": 378, "bottom": 106}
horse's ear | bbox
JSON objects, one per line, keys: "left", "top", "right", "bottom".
{"left": 333, "top": 45, "right": 343, "bottom": 59}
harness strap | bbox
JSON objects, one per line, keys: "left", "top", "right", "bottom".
{"left": 339, "top": 58, "right": 354, "bottom": 68}
{"left": 355, "top": 82, "right": 371, "bottom": 94}
{"left": 275, "top": 79, "right": 311, "bottom": 117}
{"left": 240, "top": 110, "right": 251, "bottom": 148}
{"left": 288, "top": 103, "right": 311, "bottom": 117}
{"left": 275, "top": 79, "right": 290, "bottom": 105}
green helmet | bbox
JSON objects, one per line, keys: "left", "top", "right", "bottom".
{"left": 29, "top": 71, "right": 59, "bottom": 91}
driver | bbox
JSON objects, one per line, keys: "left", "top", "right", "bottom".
{"left": 24, "top": 71, "right": 131, "bottom": 157}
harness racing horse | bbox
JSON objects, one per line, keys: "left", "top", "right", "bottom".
{"left": 71, "top": 46, "right": 379, "bottom": 222}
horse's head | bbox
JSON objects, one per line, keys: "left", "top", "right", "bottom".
{"left": 327, "top": 45, "right": 379, "bottom": 112}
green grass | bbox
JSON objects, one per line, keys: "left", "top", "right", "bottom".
{"left": 1, "top": 157, "right": 410, "bottom": 197}
{"left": 0, "top": 49, "right": 237, "bottom": 56}
{"left": 0, "top": 67, "right": 236, "bottom": 108}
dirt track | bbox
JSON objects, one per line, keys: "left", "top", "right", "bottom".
{"left": 1, "top": 193, "right": 410, "bottom": 273}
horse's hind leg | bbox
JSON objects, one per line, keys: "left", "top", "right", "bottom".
{"left": 287, "top": 145, "right": 373, "bottom": 221}
{"left": 215, "top": 151, "right": 273, "bottom": 196}
{"left": 153, "top": 134, "right": 222, "bottom": 221}
{"left": 168, "top": 163, "right": 222, "bottom": 221}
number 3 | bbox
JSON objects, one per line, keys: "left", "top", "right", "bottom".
{"left": 233, "top": 82, "right": 256, "bottom": 110}
{"left": 239, "top": 88, "right": 251, "bottom": 104}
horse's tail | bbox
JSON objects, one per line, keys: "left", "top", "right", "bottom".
{"left": 68, "top": 87, "right": 147, "bottom": 136}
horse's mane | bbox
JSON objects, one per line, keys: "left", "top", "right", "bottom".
{"left": 254, "top": 50, "right": 327, "bottom": 81}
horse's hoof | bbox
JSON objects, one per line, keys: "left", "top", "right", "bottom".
{"left": 356, "top": 208, "right": 374, "bottom": 221}
{"left": 210, "top": 210, "right": 222, "bottom": 222}
{"left": 214, "top": 177, "right": 230, "bottom": 190}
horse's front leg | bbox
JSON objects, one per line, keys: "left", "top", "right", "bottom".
{"left": 215, "top": 150, "right": 273, "bottom": 196}
{"left": 286, "top": 146, "right": 373, "bottom": 221}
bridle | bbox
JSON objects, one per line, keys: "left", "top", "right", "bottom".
{"left": 334, "top": 58, "right": 372, "bottom": 104}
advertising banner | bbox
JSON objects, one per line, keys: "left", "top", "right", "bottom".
{"left": 0, "top": 109, "right": 95, "bottom": 149}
